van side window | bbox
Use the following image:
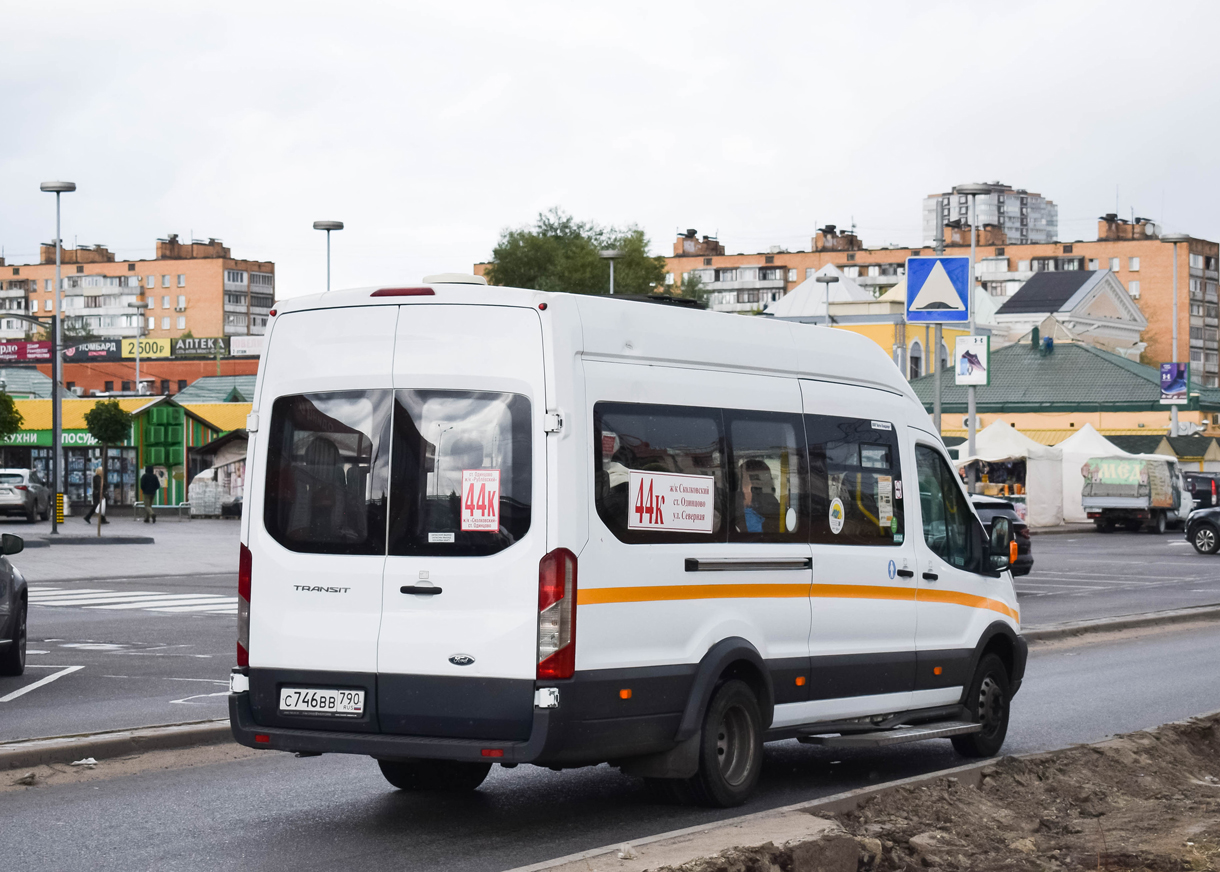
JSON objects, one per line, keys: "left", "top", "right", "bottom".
{"left": 388, "top": 390, "right": 532, "bottom": 557}
{"left": 915, "top": 444, "right": 975, "bottom": 569}
{"left": 806, "top": 415, "right": 904, "bottom": 546}
{"left": 594, "top": 402, "right": 726, "bottom": 544}
{"left": 263, "top": 391, "right": 391, "bottom": 554}
{"left": 727, "top": 413, "right": 807, "bottom": 542}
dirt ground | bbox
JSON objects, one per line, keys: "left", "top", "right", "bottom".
{"left": 833, "top": 713, "right": 1220, "bottom": 872}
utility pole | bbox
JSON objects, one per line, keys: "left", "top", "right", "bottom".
{"left": 933, "top": 197, "right": 944, "bottom": 434}
{"left": 40, "top": 181, "right": 75, "bottom": 534}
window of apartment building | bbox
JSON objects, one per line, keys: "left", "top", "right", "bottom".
{"left": 147, "top": 316, "right": 155, "bottom": 330}
{"left": 1208, "top": 304, "right": 1219, "bottom": 319}
{"left": 161, "top": 316, "right": 170, "bottom": 329}
{"left": 842, "top": 266, "right": 860, "bottom": 278}
{"left": 1209, "top": 282, "right": 1219, "bottom": 301}
{"left": 120, "top": 381, "right": 132, "bottom": 392}
{"left": 75, "top": 265, "right": 84, "bottom": 274}
{"left": 104, "top": 381, "right": 114, "bottom": 392}
{"left": 29, "top": 300, "right": 37, "bottom": 313}
{"left": 1191, "top": 279, "right": 1204, "bottom": 297}
{"left": 159, "top": 295, "right": 168, "bottom": 309}
{"left": 66, "top": 382, "right": 75, "bottom": 391}
{"left": 715, "top": 268, "right": 737, "bottom": 282}
{"left": 126, "top": 263, "right": 135, "bottom": 272}
{"left": 176, "top": 295, "right": 186, "bottom": 308}
{"left": 995, "top": 247, "right": 1005, "bottom": 256}
{"left": 1129, "top": 257, "right": 1140, "bottom": 271}
{"left": 43, "top": 279, "right": 50, "bottom": 291}
{"left": 1088, "top": 259, "right": 1099, "bottom": 269}
{"left": 1017, "top": 260, "right": 1030, "bottom": 271}
{"left": 159, "top": 379, "right": 170, "bottom": 395}
{"left": 1206, "top": 352, "right": 1219, "bottom": 371}
{"left": 1031, "top": 258, "right": 1055, "bottom": 272}
{"left": 1109, "top": 257, "right": 1120, "bottom": 271}
{"left": 959, "top": 206, "right": 967, "bottom": 215}
{"left": 765, "top": 255, "right": 774, "bottom": 264}
{"left": 176, "top": 316, "right": 186, "bottom": 329}
{"left": 177, "top": 380, "right": 188, "bottom": 392}
{"left": 1063, "top": 245, "right": 1073, "bottom": 254}
{"left": 805, "top": 268, "right": 815, "bottom": 279}
{"left": 177, "top": 274, "right": 186, "bottom": 287}
{"left": 664, "top": 272, "right": 674, "bottom": 285}
{"left": 1208, "top": 256, "right": 1218, "bottom": 271}
{"left": 1190, "top": 254, "right": 1205, "bottom": 270}
{"left": 10, "top": 268, "right": 17, "bottom": 276}
{"left": 846, "top": 253, "right": 856, "bottom": 261}
{"left": 787, "top": 268, "right": 797, "bottom": 282}
{"left": 1129, "top": 280, "right": 1140, "bottom": 298}
{"left": 760, "top": 267, "right": 783, "bottom": 281}
{"left": 145, "top": 275, "right": 153, "bottom": 288}
{"left": 1191, "top": 350, "right": 1204, "bottom": 363}
{"left": 1190, "top": 327, "right": 1205, "bottom": 341}
{"left": 737, "top": 290, "right": 760, "bottom": 304}
{"left": 703, "top": 258, "right": 712, "bottom": 266}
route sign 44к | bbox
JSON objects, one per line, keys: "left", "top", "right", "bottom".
{"left": 905, "top": 257, "right": 971, "bottom": 324}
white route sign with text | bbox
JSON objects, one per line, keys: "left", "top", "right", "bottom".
{"left": 627, "top": 469, "right": 715, "bottom": 534}
{"left": 460, "top": 469, "right": 501, "bottom": 532}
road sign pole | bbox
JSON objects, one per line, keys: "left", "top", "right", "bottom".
{"left": 933, "top": 207, "right": 943, "bottom": 434}
{"left": 966, "top": 194, "right": 978, "bottom": 483}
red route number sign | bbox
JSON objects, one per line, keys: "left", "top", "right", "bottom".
{"left": 626, "top": 469, "right": 715, "bottom": 534}
{"left": 460, "top": 469, "right": 501, "bottom": 532}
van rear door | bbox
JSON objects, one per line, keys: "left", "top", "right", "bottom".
{"left": 378, "top": 305, "right": 547, "bottom": 741}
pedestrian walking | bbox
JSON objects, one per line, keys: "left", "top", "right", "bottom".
{"left": 140, "top": 465, "right": 160, "bottom": 523}
{"left": 83, "top": 465, "right": 108, "bottom": 524}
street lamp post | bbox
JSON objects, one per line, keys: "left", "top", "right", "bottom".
{"left": 40, "top": 181, "right": 75, "bottom": 535}
{"left": 599, "top": 250, "right": 624, "bottom": 295}
{"left": 815, "top": 274, "right": 840, "bottom": 325}
{"left": 128, "top": 300, "right": 149, "bottom": 389}
{"left": 954, "top": 183, "right": 993, "bottom": 476}
{"left": 312, "top": 221, "right": 344, "bottom": 292}
{"left": 1163, "top": 233, "right": 1191, "bottom": 436}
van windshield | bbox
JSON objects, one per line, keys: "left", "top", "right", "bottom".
{"left": 388, "top": 390, "right": 532, "bottom": 556}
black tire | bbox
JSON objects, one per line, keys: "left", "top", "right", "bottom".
{"left": 684, "top": 679, "right": 763, "bottom": 808}
{"left": 38, "top": 503, "right": 48, "bottom": 521}
{"left": 24, "top": 503, "right": 35, "bottom": 523}
{"left": 1096, "top": 519, "right": 1115, "bottom": 533}
{"left": 1192, "top": 524, "right": 1220, "bottom": 555}
{"left": 0, "top": 601, "right": 26, "bottom": 676}
{"left": 1152, "top": 511, "right": 1167, "bottom": 535}
{"left": 376, "top": 758, "right": 492, "bottom": 792}
{"left": 951, "top": 653, "right": 1010, "bottom": 758}
{"left": 1123, "top": 519, "right": 1143, "bottom": 533}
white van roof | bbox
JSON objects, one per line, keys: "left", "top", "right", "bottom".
{"left": 273, "top": 283, "right": 918, "bottom": 401}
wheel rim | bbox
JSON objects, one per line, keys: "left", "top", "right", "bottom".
{"left": 1197, "top": 528, "right": 1217, "bottom": 553}
{"left": 976, "top": 675, "right": 1005, "bottom": 740}
{"left": 715, "top": 704, "right": 757, "bottom": 787}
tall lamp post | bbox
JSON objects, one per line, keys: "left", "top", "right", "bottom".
{"left": 1162, "top": 233, "right": 1191, "bottom": 436}
{"left": 815, "top": 274, "right": 839, "bottom": 325}
{"left": 312, "top": 221, "right": 344, "bottom": 292}
{"left": 954, "top": 183, "right": 993, "bottom": 473}
{"left": 40, "top": 181, "right": 75, "bottom": 535}
{"left": 128, "top": 300, "right": 149, "bottom": 389}
{"left": 599, "top": 250, "right": 624, "bottom": 295}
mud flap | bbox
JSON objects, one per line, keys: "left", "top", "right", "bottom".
{"left": 616, "top": 730, "right": 701, "bottom": 779}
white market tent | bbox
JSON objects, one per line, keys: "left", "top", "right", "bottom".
{"left": 764, "top": 264, "right": 872, "bottom": 319}
{"left": 1056, "top": 424, "right": 1132, "bottom": 523}
{"left": 954, "top": 419, "right": 1065, "bottom": 527}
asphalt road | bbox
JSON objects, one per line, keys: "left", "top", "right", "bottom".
{"left": 5, "top": 529, "right": 1218, "bottom": 742}
{"left": 5, "top": 621, "right": 1220, "bottom": 872}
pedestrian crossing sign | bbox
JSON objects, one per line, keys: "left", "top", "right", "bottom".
{"left": 905, "top": 257, "right": 971, "bottom": 324}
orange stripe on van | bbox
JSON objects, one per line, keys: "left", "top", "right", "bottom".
{"left": 916, "top": 588, "right": 1020, "bottom": 622}
{"left": 578, "top": 583, "right": 810, "bottom": 605}
{"left": 809, "top": 584, "right": 915, "bottom": 602}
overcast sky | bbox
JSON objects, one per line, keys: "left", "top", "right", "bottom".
{"left": 3, "top": 1, "right": 1218, "bottom": 298}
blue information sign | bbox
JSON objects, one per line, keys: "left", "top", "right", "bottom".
{"left": 905, "top": 257, "right": 971, "bottom": 324}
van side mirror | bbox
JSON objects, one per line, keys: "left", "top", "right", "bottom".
{"left": 2, "top": 533, "right": 24, "bottom": 556}
{"left": 986, "top": 517, "right": 1011, "bottom": 572}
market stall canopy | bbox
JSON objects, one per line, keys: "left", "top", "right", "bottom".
{"left": 1056, "top": 424, "right": 1133, "bottom": 523}
{"left": 763, "top": 264, "right": 872, "bottom": 319}
{"left": 954, "top": 419, "right": 1065, "bottom": 527}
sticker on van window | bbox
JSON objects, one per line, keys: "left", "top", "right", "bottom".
{"left": 460, "top": 469, "right": 501, "bottom": 532}
{"left": 895, "top": 480, "right": 903, "bottom": 500}
{"left": 627, "top": 469, "right": 715, "bottom": 533}
{"left": 828, "top": 497, "right": 845, "bottom": 534}
{"left": 428, "top": 532, "right": 455, "bottom": 543}
{"left": 877, "top": 476, "right": 893, "bottom": 527}
{"left": 871, "top": 420, "right": 893, "bottom": 431}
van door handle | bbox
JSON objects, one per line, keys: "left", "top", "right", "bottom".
{"left": 922, "top": 572, "right": 939, "bottom": 581}
{"left": 895, "top": 569, "right": 915, "bottom": 578}
{"left": 685, "top": 557, "right": 812, "bottom": 572}
{"left": 400, "top": 585, "right": 443, "bottom": 595}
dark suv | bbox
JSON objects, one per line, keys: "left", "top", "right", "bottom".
{"left": 1186, "top": 506, "right": 1220, "bottom": 555}
{"left": 970, "top": 495, "right": 1033, "bottom": 576}
{"left": 1184, "top": 473, "right": 1220, "bottom": 510}
{"left": 0, "top": 533, "right": 27, "bottom": 676}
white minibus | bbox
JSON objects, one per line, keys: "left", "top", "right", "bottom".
{"left": 229, "top": 275, "right": 1026, "bottom": 807}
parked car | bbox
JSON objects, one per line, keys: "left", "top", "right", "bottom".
{"left": 970, "top": 494, "right": 1033, "bottom": 576}
{"left": 0, "top": 533, "right": 28, "bottom": 675}
{"left": 1185, "top": 506, "right": 1220, "bottom": 555}
{"left": 1081, "top": 456, "right": 1191, "bottom": 533}
{"left": 0, "top": 469, "right": 50, "bottom": 523}
{"left": 1184, "top": 472, "right": 1220, "bottom": 510}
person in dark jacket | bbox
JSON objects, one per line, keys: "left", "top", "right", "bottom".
{"left": 83, "top": 465, "right": 108, "bottom": 524}
{"left": 140, "top": 466, "right": 161, "bottom": 523}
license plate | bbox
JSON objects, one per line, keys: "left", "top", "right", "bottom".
{"left": 279, "top": 687, "right": 365, "bottom": 717}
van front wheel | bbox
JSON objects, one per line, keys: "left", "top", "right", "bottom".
{"left": 951, "top": 654, "right": 1010, "bottom": 758}
{"left": 686, "top": 679, "right": 763, "bottom": 808}
{"left": 376, "top": 758, "right": 492, "bottom": 792}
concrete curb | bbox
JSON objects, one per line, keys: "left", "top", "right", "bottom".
{"left": 41, "top": 535, "right": 155, "bottom": 545}
{"left": 0, "top": 719, "right": 231, "bottom": 771}
{"left": 1024, "top": 603, "right": 1220, "bottom": 642}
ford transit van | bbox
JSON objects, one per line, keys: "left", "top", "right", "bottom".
{"left": 229, "top": 276, "right": 1027, "bottom": 807}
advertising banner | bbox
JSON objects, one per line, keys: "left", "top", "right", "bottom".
{"left": 954, "top": 335, "right": 990, "bottom": 386}
{"left": 1160, "top": 362, "right": 1189, "bottom": 405}
{"left": 0, "top": 341, "right": 53, "bottom": 363}
{"left": 62, "top": 340, "right": 121, "bottom": 362}
{"left": 122, "top": 338, "right": 171, "bottom": 359}
{"left": 172, "top": 337, "right": 228, "bottom": 358}
{"left": 229, "top": 335, "right": 264, "bottom": 357}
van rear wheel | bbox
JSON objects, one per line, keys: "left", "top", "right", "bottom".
{"left": 685, "top": 679, "right": 763, "bottom": 808}
{"left": 376, "top": 758, "right": 492, "bottom": 792}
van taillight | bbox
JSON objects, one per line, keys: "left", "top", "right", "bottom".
{"left": 537, "top": 548, "right": 577, "bottom": 680}
{"left": 237, "top": 543, "right": 251, "bottom": 669}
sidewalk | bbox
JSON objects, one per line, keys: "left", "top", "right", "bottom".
{"left": 2, "top": 515, "right": 240, "bottom": 582}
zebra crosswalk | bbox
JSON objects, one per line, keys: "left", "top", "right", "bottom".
{"left": 29, "top": 585, "right": 237, "bottom": 616}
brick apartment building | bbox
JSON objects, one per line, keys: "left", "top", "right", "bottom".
{"left": 663, "top": 218, "right": 1220, "bottom": 387}
{"left": 0, "top": 234, "right": 274, "bottom": 343}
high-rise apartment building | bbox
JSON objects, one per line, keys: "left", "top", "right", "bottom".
{"left": 0, "top": 234, "right": 274, "bottom": 342}
{"left": 922, "top": 182, "right": 1058, "bottom": 246}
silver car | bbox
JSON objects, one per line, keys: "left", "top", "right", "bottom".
{"left": 0, "top": 469, "right": 50, "bottom": 522}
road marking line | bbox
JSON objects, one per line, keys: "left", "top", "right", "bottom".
{"left": 170, "top": 691, "right": 230, "bottom": 704}
{"left": 90, "top": 597, "right": 234, "bottom": 610}
{"left": 0, "top": 665, "right": 84, "bottom": 702}
{"left": 32, "top": 593, "right": 175, "bottom": 605}
{"left": 28, "top": 589, "right": 112, "bottom": 599}
{"left": 149, "top": 603, "right": 240, "bottom": 613}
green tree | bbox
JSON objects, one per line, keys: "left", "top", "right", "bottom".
{"left": 485, "top": 208, "right": 666, "bottom": 296}
{"left": 83, "top": 400, "right": 133, "bottom": 521}
{"left": 0, "top": 391, "right": 23, "bottom": 443}
{"left": 678, "top": 271, "right": 711, "bottom": 305}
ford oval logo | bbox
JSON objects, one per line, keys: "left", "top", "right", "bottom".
{"left": 449, "top": 654, "right": 475, "bottom": 667}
